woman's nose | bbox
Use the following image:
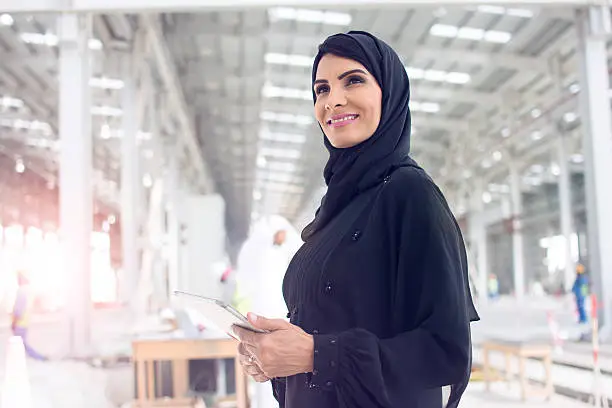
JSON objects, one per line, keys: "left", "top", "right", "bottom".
{"left": 326, "top": 88, "right": 347, "bottom": 109}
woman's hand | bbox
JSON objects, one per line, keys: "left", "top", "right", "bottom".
{"left": 233, "top": 313, "right": 314, "bottom": 379}
{"left": 237, "top": 342, "right": 270, "bottom": 383}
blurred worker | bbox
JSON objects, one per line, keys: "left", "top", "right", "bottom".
{"left": 236, "top": 217, "right": 301, "bottom": 408}
{"left": 273, "top": 229, "right": 286, "bottom": 247}
{"left": 11, "top": 271, "right": 47, "bottom": 361}
{"left": 572, "top": 263, "right": 589, "bottom": 324}
{"left": 487, "top": 273, "right": 499, "bottom": 300}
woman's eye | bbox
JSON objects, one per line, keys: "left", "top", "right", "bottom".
{"left": 315, "top": 85, "right": 329, "bottom": 95}
{"left": 347, "top": 76, "right": 365, "bottom": 85}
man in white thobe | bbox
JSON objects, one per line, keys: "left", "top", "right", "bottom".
{"left": 236, "top": 216, "right": 301, "bottom": 408}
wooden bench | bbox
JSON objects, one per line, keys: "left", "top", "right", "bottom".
{"left": 132, "top": 337, "right": 248, "bottom": 408}
{"left": 482, "top": 339, "right": 553, "bottom": 401}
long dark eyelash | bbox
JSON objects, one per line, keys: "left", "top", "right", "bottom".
{"left": 346, "top": 75, "right": 365, "bottom": 85}
{"left": 315, "top": 85, "right": 329, "bottom": 94}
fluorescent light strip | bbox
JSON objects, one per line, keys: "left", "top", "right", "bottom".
{"left": 430, "top": 24, "right": 512, "bottom": 44}
{"left": 26, "top": 137, "right": 59, "bottom": 150}
{"left": 266, "top": 161, "right": 298, "bottom": 172}
{"left": 258, "top": 171, "right": 297, "bottom": 183}
{"left": 100, "top": 126, "right": 152, "bottom": 140}
{"left": 259, "top": 130, "right": 307, "bottom": 144}
{"left": 90, "top": 77, "right": 124, "bottom": 90}
{"left": 476, "top": 5, "right": 534, "bottom": 18}
{"left": 0, "top": 13, "right": 14, "bottom": 26}
{"left": 268, "top": 7, "right": 352, "bottom": 26}
{"left": 20, "top": 32, "right": 103, "bottom": 50}
{"left": 259, "top": 146, "right": 301, "bottom": 159}
{"left": 0, "top": 96, "right": 25, "bottom": 109}
{"left": 0, "top": 118, "right": 52, "bottom": 134}
{"left": 265, "top": 53, "right": 313, "bottom": 67}
{"left": 260, "top": 182, "right": 304, "bottom": 194}
{"left": 260, "top": 111, "right": 313, "bottom": 125}
{"left": 262, "top": 84, "right": 311, "bottom": 100}
{"left": 405, "top": 67, "right": 471, "bottom": 84}
{"left": 91, "top": 106, "right": 123, "bottom": 117}
{"left": 411, "top": 101, "right": 440, "bottom": 113}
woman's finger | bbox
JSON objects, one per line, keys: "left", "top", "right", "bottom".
{"left": 253, "top": 373, "right": 270, "bottom": 383}
{"left": 244, "top": 343, "right": 259, "bottom": 361}
{"left": 233, "top": 325, "right": 258, "bottom": 346}
{"left": 239, "top": 355, "right": 258, "bottom": 370}
{"left": 243, "top": 364, "right": 263, "bottom": 377}
{"left": 238, "top": 342, "right": 249, "bottom": 356}
{"left": 238, "top": 352, "right": 252, "bottom": 366}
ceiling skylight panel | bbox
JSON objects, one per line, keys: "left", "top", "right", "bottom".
{"left": 259, "top": 171, "right": 296, "bottom": 184}
{"left": 266, "top": 161, "right": 298, "bottom": 172}
{"left": 262, "top": 84, "right": 311, "bottom": 101}
{"left": 91, "top": 106, "right": 123, "bottom": 117}
{"left": 260, "top": 111, "right": 313, "bottom": 125}
{"left": 0, "top": 96, "right": 25, "bottom": 109}
{"left": 411, "top": 101, "right": 441, "bottom": 113}
{"left": 506, "top": 8, "right": 535, "bottom": 18}
{"left": 0, "top": 14, "right": 14, "bottom": 26}
{"left": 457, "top": 27, "right": 485, "bottom": 41}
{"left": 476, "top": 5, "right": 505, "bottom": 14}
{"left": 20, "top": 32, "right": 103, "bottom": 49}
{"left": 259, "top": 146, "right": 301, "bottom": 159}
{"left": 423, "top": 70, "right": 447, "bottom": 82}
{"left": 268, "top": 7, "right": 352, "bottom": 26}
{"left": 265, "top": 53, "right": 313, "bottom": 67}
{"left": 405, "top": 67, "right": 425, "bottom": 79}
{"left": 430, "top": 24, "right": 458, "bottom": 38}
{"left": 0, "top": 118, "right": 52, "bottom": 134}
{"left": 262, "top": 182, "right": 304, "bottom": 194}
{"left": 259, "top": 131, "right": 307, "bottom": 144}
{"left": 445, "top": 72, "right": 471, "bottom": 84}
{"left": 405, "top": 67, "right": 471, "bottom": 85}
{"left": 430, "top": 24, "right": 512, "bottom": 43}
{"left": 476, "top": 5, "right": 534, "bottom": 18}
{"left": 483, "top": 30, "right": 512, "bottom": 44}
{"left": 90, "top": 77, "right": 125, "bottom": 90}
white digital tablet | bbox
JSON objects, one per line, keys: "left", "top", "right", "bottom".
{"left": 172, "top": 290, "right": 267, "bottom": 340}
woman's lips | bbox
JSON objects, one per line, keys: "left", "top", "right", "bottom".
{"left": 327, "top": 114, "right": 360, "bottom": 128}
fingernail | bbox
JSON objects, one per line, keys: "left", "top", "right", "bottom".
{"left": 248, "top": 312, "right": 258, "bottom": 322}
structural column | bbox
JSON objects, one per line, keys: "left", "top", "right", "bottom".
{"left": 120, "top": 74, "right": 141, "bottom": 309}
{"left": 165, "top": 155, "right": 182, "bottom": 294}
{"left": 557, "top": 133, "right": 575, "bottom": 292}
{"left": 145, "top": 94, "right": 168, "bottom": 307}
{"left": 509, "top": 164, "right": 525, "bottom": 299}
{"left": 57, "top": 13, "right": 92, "bottom": 357}
{"left": 469, "top": 180, "right": 488, "bottom": 305}
{"left": 577, "top": 7, "right": 612, "bottom": 335}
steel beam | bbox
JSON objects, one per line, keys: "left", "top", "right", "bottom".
{"left": 0, "top": 0, "right": 602, "bottom": 13}
{"left": 141, "top": 15, "right": 214, "bottom": 193}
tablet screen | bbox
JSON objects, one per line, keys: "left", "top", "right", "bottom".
{"left": 173, "top": 290, "right": 267, "bottom": 336}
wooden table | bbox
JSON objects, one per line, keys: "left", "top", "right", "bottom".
{"left": 132, "top": 337, "right": 248, "bottom": 408}
{"left": 482, "top": 339, "right": 553, "bottom": 402}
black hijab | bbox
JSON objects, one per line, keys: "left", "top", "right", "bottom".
{"left": 302, "top": 31, "right": 419, "bottom": 241}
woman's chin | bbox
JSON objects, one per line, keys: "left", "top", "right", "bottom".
{"left": 328, "top": 135, "right": 368, "bottom": 149}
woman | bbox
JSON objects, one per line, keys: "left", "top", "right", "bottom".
{"left": 233, "top": 31, "right": 479, "bottom": 408}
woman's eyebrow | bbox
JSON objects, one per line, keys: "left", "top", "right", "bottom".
{"left": 314, "top": 69, "right": 367, "bottom": 85}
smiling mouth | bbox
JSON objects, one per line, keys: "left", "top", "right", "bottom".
{"left": 327, "top": 114, "right": 360, "bottom": 127}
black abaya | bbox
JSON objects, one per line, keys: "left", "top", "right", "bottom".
{"left": 271, "top": 31, "right": 478, "bottom": 408}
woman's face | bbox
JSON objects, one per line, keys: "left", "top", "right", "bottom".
{"left": 314, "top": 54, "right": 382, "bottom": 149}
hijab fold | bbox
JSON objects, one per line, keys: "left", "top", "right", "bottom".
{"left": 302, "top": 31, "right": 418, "bottom": 241}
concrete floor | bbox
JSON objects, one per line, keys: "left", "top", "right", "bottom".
{"left": 0, "top": 296, "right": 609, "bottom": 408}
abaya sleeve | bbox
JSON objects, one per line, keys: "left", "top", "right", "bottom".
{"left": 271, "top": 377, "right": 286, "bottom": 407}
{"left": 310, "top": 169, "right": 476, "bottom": 408}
